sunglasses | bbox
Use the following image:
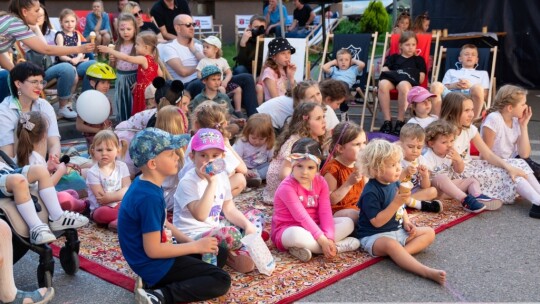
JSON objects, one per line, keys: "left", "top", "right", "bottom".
{"left": 133, "top": 10, "right": 144, "bottom": 17}
{"left": 177, "top": 23, "right": 195, "bottom": 28}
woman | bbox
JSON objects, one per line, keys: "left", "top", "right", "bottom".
{"left": 123, "top": 2, "right": 162, "bottom": 37}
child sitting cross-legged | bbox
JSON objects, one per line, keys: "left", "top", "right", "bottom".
{"left": 356, "top": 139, "right": 446, "bottom": 285}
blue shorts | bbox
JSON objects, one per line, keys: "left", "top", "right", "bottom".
{"left": 442, "top": 86, "right": 470, "bottom": 98}
{"left": 360, "top": 228, "right": 409, "bottom": 257}
{"left": 0, "top": 166, "right": 31, "bottom": 198}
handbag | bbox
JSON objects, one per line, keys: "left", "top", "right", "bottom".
{"left": 25, "top": 50, "right": 53, "bottom": 71}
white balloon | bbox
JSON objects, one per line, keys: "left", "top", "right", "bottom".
{"left": 76, "top": 90, "right": 110, "bottom": 124}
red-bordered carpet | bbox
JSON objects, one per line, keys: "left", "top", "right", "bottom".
{"left": 50, "top": 189, "right": 478, "bottom": 303}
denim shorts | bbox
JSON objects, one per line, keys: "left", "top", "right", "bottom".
{"left": 360, "top": 228, "right": 409, "bottom": 257}
{"left": 0, "top": 166, "right": 30, "bottom": 198}
{"left": 442, "top": 86, "right": 470, "bottom": 98}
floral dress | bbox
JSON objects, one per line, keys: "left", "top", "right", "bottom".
{"left": 131, "top": 55, "right": 158, "bottom": 116}
{"left": 263, "top": 134, "right": 300, "bottom": 204}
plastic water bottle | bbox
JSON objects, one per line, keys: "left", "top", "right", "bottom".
{"left": 205, "top": 158, "right": 226, "bottom": 176}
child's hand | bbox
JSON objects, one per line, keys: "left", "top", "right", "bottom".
{"left": 403, "top": 222, "right": 416, "bottom": 237}
{"left": 393, "top": 191, "right": 410, "bottom": 206}
{"left": 244, "top": 223, "right": 258, "bottom": 236}
{"left": 457, "top": 79, "right": 470, "bottom": 89}
{"left": 446, "top": 147, "right": 461, "bottom": 162}
{"left": 97, "top": 45, "right": 112, "bottom": 53}
{"left": 246, "top": 170, "right": 258, "bottom": 178}
{"left": 286, "top": 62, "right": 297, "bottom": 79}
{"left": 194, "top": 236, "right": 219, "bottom": 255}
{"left": 318, "top": 237, "right": 337, "bottom": 259}
{"left": 79, "top": 43, "right": 95, "bottom": 54}
{"left": 197, "top": 162, "right": 218, "bottom": 182}
{"left": 418, "top": 165, "right": 429, "bottom": 178}
{"left": 346, "top": 168, "right": 363, "bottom": 186}
{"left": 47, "top": 154, "right": 60, "bottom": 173}
{"left": 507, "top": 166, "right": 527, "bottom": 182}
{"left": 218, "top": 86, "right": 226, "bottom": 94}
{"left": 56, "top": 162, "right": 68, "bottom": 176}
{"left": 406, "top": 165, "right": 417, "bottom": 177}
{"left": 519, "top": 106, "right": 532, "bottom": 127}
{"left": 70, "top": 57, "right": 80, "bottom": 65}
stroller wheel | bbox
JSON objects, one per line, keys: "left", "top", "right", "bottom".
{"left": 37, "top": 266, "right": 53, "bottom": 288}
{"left": 60, "top": 246, "right": 80, "bottom": 275}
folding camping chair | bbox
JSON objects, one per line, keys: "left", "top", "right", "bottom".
{"left": 370, "top": 32, "right": 440, "bottom": 132}
{"left": 192, "top": 16, "right": 223, "bottom": 40}
{"left": 318, "top": 33, "right": 378, "bottom": 128}
{"left": 433, "top": 46, "right": 498, "bottom": 111}
{"left": 252, "top": 37, "right": 310, "bottom": 83}
{"left": 306, "top": 17, "right": 342, "bottom": 55}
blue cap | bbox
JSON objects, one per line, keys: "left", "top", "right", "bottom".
{"left": 200, "top": 65, "right": 222, "bottom": 80}
{"left": 129, "top": 128, "right": 190, "bottom": 168}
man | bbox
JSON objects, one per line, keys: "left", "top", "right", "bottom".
{"left": 112, "top": 0, "right": 129, "bottom": 40}
{"left": 161, "top": 15, "right": 259, "bottom": 117}
{"left": 286, "top": 0, "right": 315, "bottom": 38}
{"left": 264, "top": 0, "right": 287, "bottom": 36}
{"left": 234, "top": 15, "right": 266, "bottom": 75}
{"left": 150, "top": 0, "right": 191, "bottom": 41}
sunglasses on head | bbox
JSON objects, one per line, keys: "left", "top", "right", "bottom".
{"left": 133, "top": 10, "right": 144, "bottom": 17}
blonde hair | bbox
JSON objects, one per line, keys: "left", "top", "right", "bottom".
{"left": 90, "top": 130, "right": 120, "bottom": 159}
{"left": 155, "top": 105, "right": 188, "bottom": 168}
{"left": 399, "top": 123, "right": 425, "bottom": 142}
{"left": 16, "top": 111, "right": 48, "bottom": 167}
{"left": 59, "top": 8, "right": 77, "bottom": 27}
{"left": 240, "top": 113, "right": 275, "bottom": 150}
{"left": 113, "top": 13, "right": 138, "bottom": 61}
{"left": 191, "top": 100, "right": 231, "bottom": 139}
{"left": 487, "top": 84, "right": 528, "bottom": 115}
{"left": 203, "top": 42, "right": 222, "bottom": 58}
{"left": 137, "top": 31, "right": 172, "bottom": 80}
{"left": 358, "top": 139, "right": 402, "bottom": 179}
{"left": 122, "top": 1, "right": 140, "bottom": 14}
{"left": 425, "top": 120, "right": 456, "bottom": 143}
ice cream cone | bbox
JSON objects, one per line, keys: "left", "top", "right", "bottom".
{"left": 399, "top": 181, "right": 413, "bottom": 194}
{"left": 89, "top": 31, "right": 96, "bottom": 44}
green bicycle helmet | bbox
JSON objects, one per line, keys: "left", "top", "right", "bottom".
{"left": 86, "top": 62, "right": 117, "bottom": 80}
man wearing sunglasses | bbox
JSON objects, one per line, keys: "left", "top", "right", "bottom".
{"left": 150, "top": 0, "right": 190, "bottom": 41}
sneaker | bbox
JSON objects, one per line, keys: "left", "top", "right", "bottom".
{"left": 462, "top": 194, "right": 486, "bottom": 213}
{"left": 58, "top": 105, "right": 77, "bottom": 120}
{"left": 135, "top": 289, "right": 164, "bottom": 304}
{"left": 49, "top": 211, "right": 89, "bottom": 231}
{"left": 380, "top": 120, "right": 393, "bottom": 134}
{"left": 475, "top": 194, "right": 503, "bottom": 210}
{"left": 30, "top": 224, "right": 57, "bottom": 245}
{"left": 288, "top": 247, "right": 312, "bottom": 262}
{"left": 392, "top": 120, "right": 405, "bottom": 136}
{"left": 108, "top": 219, "right": 118, "bottom": 232}
{"left": 226, "top": 250, "right": 255, "bottom": 273}
{"left": 421, "top": 200, "right": 443, "bottom": 213}
{"left": 530, "top": 204, "right": 540, "bottom": 219}
{"left": 335, "top": 237, "right": 361, "bottom": 253}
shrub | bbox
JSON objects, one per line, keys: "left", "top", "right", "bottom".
{"left": 334, "top": 18, "right": 360, "bottom": 34}
{"left": 359, "top": 0, "right": 389, "bottom": 33}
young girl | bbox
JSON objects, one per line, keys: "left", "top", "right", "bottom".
{"left": 321, "top": 122, "right": 367, "bottom": 221}
{"left": 357, "top": 139, "right": 446, "bottom": 285}
{"left": 272, "top": 138, "right": 360, "bottom": 262}
{"left": 233, "top": 113, "right": 275, "bottom": 188}
{"left": 440, "top": 92, "right": 540, "bottom": 207}
{"left": 109, "top": 13, "right": 139, "bottom": 122}
{"left": 196, "top": 36, "right": 243, "bottom": 118}
{"left": 481, "top": 85, "right": 540, "bottom": 218}
{"left": 378, "top": 31, "right": 427, "bottom": 136}
{"left": 406, "top": 86, "right": 438, "bottom": 129}
{"left": 412, "top": 12, "right": 430, "bottom": 33}
{"left": 98, "top": 31, "right": 164, "bottom": 117}
{"left": 155, "top": 105, "right": 189, "bottom": 211}
{"left": 86, "top": 130, "right": 131, "bottom": 230}
{"left": 178, "top": 101, "right": 248, "bottom": 197}
{"left": 263, "top": 102, "right": 327, "bottom": 204}
{"left": 260, "top": 37, "right": 297, "bottom": 102}
{"left": 392, "top": 12, "right": 412, "bottom": 34}
{"left": 174, "top": 128, "right": 265, "bottom": 273}
{"left": 319, "top": 79, "right": 350, "bottom": 131}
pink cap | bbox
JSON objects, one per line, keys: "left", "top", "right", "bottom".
{"left": 407, "top": 86, "right": 436, "bottom": 104}
{"left": 191, "top": 128, "right": 225, "bottom": 152}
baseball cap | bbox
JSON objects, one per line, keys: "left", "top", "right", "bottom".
{"left": 202, "top": 35, "right": 222, "bottom": 49}
{"left": 191, "top": 128, "right": 225, "bottom": 152}
{"left": 200, "top": 65, "right": 222, "bottom": 80}
{"left": 407, "top": 86, "right": 436, "bottom": 104}
{"left": 129, "top": 128, "right": 190, "bottom": 168}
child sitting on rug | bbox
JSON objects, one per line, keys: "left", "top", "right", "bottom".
{"left": 356, "top": 139, "right": 446, "bottom": 285}
{"left": 118, "top": 128, "right": 231, "bottom": 304}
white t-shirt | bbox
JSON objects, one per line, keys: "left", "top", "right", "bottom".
{"left": 407, "top": 115, "right": 438, "bottom": 129}
{"left": 480, "top": 111, "right": 520, "bottom": 159}
{"left": 173, "top": 168, "right": 232, "bottom": 238}
{"left": 442, "top": 68, "right": 490, "bottom": 89}
{"left": 159, "top": 39, "right": 202, "bottom": 83}
{"left": 423, "top": 148, "right": 454, "bottom": 178}
{"left": 325, "top": 104, "right": 340, "bottom": 131}
{"left": 454, "top": 125, "right": 478, "bottom": 164}
{"left": 196, "top": 58, "right": 230, "bottom": 80}
{"left": 86, "top": 160, "right": 130, "bottom": 211}
{"left": 178, "top": 139, "right": 240, "bottom": 180}
{"left": 233, "top": 139, "right": 273, "bottom": 169}
{"left": 256, "top": 95, "right": 294, "bottom": 129}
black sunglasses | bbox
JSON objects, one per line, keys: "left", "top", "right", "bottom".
{"left": 177, "top": 22, "right": 195, "bottom": 28}
{"left": 133, "top": 10, "right": 144, "bottom": 17}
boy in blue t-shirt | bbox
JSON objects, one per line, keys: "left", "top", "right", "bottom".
{"left": 118, "top": 128, "right": 231, "bottom": 304}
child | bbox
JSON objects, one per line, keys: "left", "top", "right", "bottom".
{"left": 356, "top": 139, "right": 446, "bottom": 285}
{"left": 321, "top": 48, "right": 365, "bottom": 96}
{"left": 321, "top": 122, "right": 367, "bottom": 221}
{"left": 118, "top": 128, "right": 231, "bottom": 303}
{"left": 76, "top": 62, "right": 115, "bottom": 149}
{"left": 179, "top": 101, "right": 247, "bottom": 197}
{"left": 406, "top": 86, "right": 438, "bottom": 129}
{"left": 98, "top": 31, "right": 163, "bottom": 116}
{"left": 233, "top": 113, "right": 275, "bottom": 188}
{"left": 196, "top": 36, "right": 243, "bottom": 118}
{"left": 260, "top": 37, "right": 297, "bottom": 102}
{"left": 424, "top": 120, "right": 497, "bottom": 213}
{"left": 392, "top": 12, "right": 412, "bottom": 34}
{"left": 263, "top": 102, "right": 327, "bottom": 204}
{"left": 398, "top": 123, "right": 442, "bottom": 212}
{"left": 174, "top": 128, "right": 266, "bottom": 273}
{"left": 431, "top": 44, "right": 490, "bottom": 117}
{"left": 189, "top": 65, "right": 234, "bottom": 115}
{"left": 481, "top": 85, "right": 540, "bottom": 218}
{"left": 440, "top": 92, "right": 539, "bottom": 207}
{"left": 109, "top": 13, "right": 139, "bottom": 122}
{"left": 86, "top": 130, "right": 131, "bottom": 230}
{"left": 272, "top": 138, "right": 360, "bottom": 262}
{"left": 319, "top": 79, "right": 350, "bottom": 131}
{"left": 378, "top": 31, "right": 427, "bottom": 136}
{"left": 411, "top": 12, "right": 430, "bottom": 33}
{"left": 145, "top": 84, "right": 157, "bottom": 110}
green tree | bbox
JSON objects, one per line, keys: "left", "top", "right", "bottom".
{"left": 359, "top": 0, "right": 389, "bottom": 33}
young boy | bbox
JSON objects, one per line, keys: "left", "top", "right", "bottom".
{"left": 118, "top": 128, "right": 231, "bottom": 304}
{"left": 319, "top": 79, "right": 350, "bottom": 131}
{"left": 431, "top": 44, "right": 490, "bottom": 117}
{"left": 322, "top": 48, "right": 365, "bottom": 93}
{"left": 189, "top": 65, "right": 235, "bottom": 115}
{"left": 173, "top": 128, "right": 265, "bottom": 274}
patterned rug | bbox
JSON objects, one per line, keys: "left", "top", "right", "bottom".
{"left": 50, "top": 188, "right": 478, "bottom": 304}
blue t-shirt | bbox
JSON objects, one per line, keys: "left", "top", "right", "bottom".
{"left": 356, "top": 179, "right": 405, "bottom": 239}
{"left": 118, "top": 176, "right": 173, "bottom": 286}
{"left": 329, "top": 66, "right": 363, "bottom": 88}
{"left": 263, "top": 5, "right": 288, "bottom": 25}
{"left": 83, "top": 12, "right": 111, "bottom": 37}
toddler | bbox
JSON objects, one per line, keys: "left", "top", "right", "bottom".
{"left": 406, "top": 86, "right": 438, "bottom": 129}
{"left": 260, "top": 37, "right": 297, "bottom": 102}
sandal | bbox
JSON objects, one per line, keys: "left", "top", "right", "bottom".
{"left": 7, "top": 288, "right": 55, "bottom": 304}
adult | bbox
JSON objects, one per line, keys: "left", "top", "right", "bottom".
{"left": 0, "top": 62, "right": 61, "bottom": 161}
{"left": 150, "top": 0, "right": 190, "bottom": 41}
{"left": 264, "top": 0, "right": 288, "bottom": 36}
{"left": 123, "top": 1, "right": 163, "bottom": 40}
{"left": 161, "top": 15, "right": 260, "bottom": 117}
{"left": 285, "top": 0, "right": 315, "bottom": 38}
{"left": 83, "top": 0, "right": 112, "bottom": 48}
{"left": 233, "top": 15, "right": 266, "bottom": 75}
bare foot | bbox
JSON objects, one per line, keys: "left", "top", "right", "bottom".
{"left": 425, "top": 267, "right": 447, "bottom": 285}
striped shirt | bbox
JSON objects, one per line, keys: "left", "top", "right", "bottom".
{"left": 0, "top": 14, "right": 35, "bottom": 53}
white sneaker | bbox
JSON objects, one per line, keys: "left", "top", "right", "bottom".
{"left": 336, "top": 237, "right": 361, "bottom": 253}
{"left": 58, "top": 105, "right": 77, "bottom": 120}
{"left": 288, "top": 247, "right": 312, "bottom": 262}
{"left": 49, "top": 211, "right": 89, "bottom": 231}
{"left": 30, "top": 224, "right": 57, "bottom": 245}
